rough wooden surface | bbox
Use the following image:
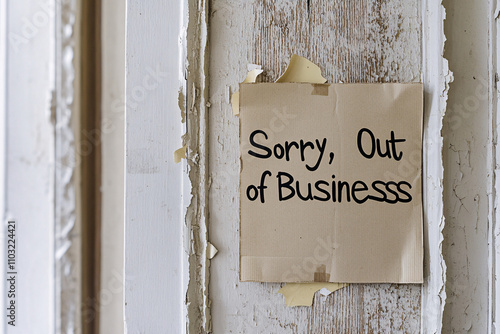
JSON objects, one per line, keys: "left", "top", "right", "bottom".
{"left": 208, "top": 0, "right": 422, "bottom": 332}
{"left": 442, "top": 0, "right": 490, "bottom": 332}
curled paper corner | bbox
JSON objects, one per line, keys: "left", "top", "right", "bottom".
{"left": 277, "top": 283, "right": 348, "bottom": 307}
{"left": 174, "top": 145, "right": 187, "bottom": 163}
{"left": 244, "top": 67, "right": 263, "bottom": 83}
{"left": 276, "top": 54, "right": 327, "bottom": 84}
{"left": 207, "top": 242, "right": 218, "bottom": 259}
{"left": 231, "top": 66, "right": 263, "bottom": 116}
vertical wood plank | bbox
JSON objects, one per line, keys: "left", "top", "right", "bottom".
{"left": 442, "top": 0, "right": 491, "bottom": 332}
{"left": 124, "top": 0, "right": 186, "bottom": 332}
{"left": 2, "top": 0, "right": 60, "bottom": 332}
{"left": 420, "top": 0, "right": 449, "bottom": 332}
{"left": 209, "top": 0, "right": 421, "bottom": 332}
{"left": 492, "top": 0, "right": 500, "bottom": 330}
{"left": 99, "top": 0, "right": 125, "bottom": 331}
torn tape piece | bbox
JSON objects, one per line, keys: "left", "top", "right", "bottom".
{"left": 277, "top": 283, "right": 347, "bottom": 307}
{"left": 276, "top": 54, "right": 327, "bottom": 84}
{"left": 232, "top": 67, "right": 263, "bottom": 116}
{"left": 174, "top": 145, "right": 187, "bottom": 163}
{"left": 207, "top": 242, "right": 218, "bottom": 259}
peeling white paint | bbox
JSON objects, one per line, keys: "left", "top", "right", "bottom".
{"left": 185, "top": 0, "right": 211, "bottom": 332}
{"left": 54, "top": 0, "right": 81, "bottom": 332}
{"left": 420, "top": 0, "right": 451, "bottom": 332}
{"left": 2, "top": 0, "right": 63, "bottom": 332}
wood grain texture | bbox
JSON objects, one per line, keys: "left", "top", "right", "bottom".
{"left": 208, "top": 0, "right": 421, "bottom": 332}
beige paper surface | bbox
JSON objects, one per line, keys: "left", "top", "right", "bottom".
{"left": 239, "top": 83, "right": 423, "bottom": 283}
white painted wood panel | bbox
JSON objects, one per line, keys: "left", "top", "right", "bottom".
{"left": 2, "top": 0, "right": 57, "bottom": 332}
{"left": 420, "top": 1, "right": 450, "bottom": 333}
{"left": 1, "top": 0, "right": 82, "bottom": 333}
{"left": 124, "top": 0, "right": 187, "bottom": 333}
{"left": 100, "top": 0, "right": 125, "bottom": 331}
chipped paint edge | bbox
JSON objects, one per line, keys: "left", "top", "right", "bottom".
{"left": 421, "top": 0, "right": 452, "bottom": 332}
{"left": 55, "top": 0, "right": 81, "bottom": 332}
{"left": 491, "top": 0, "right": 499, "bottom": 331}
{"left": 185, "top": 0, "right": 211, "bottom": 333}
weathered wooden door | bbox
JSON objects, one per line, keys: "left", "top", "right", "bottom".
{"left": 124, "top": 0, "right": 450, "bottom": 333}
{"left": 208, "top": 2, "right": 424, "bottom": 333}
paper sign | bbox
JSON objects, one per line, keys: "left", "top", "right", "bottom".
{"left": 239, "top": 83, "right": 423, "bottom": 283}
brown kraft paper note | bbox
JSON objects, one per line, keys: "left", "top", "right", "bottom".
{"left": 239, "top": 83, "right": 423, "bottom": 283}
